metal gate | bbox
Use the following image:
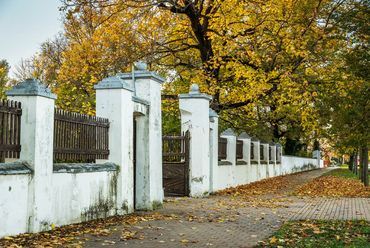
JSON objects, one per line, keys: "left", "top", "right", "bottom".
{"left": 162, "top": 130, "right": 190, "bottom": 196}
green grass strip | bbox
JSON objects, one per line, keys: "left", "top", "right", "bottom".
{"left": 256, "top": 219, "right": 370, "bottom": 247}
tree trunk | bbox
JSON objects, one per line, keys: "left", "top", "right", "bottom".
{"left": 362, "top": 148, "right": 369, "bottom": 187}
{"left": 349, "top": 155, "right": 353, "bottom": 171}
{"left": 359, "top": 148, "right": 364, "bottom": 182}
{"left": 354, "top": 149, "right": 358, "bottom": 175}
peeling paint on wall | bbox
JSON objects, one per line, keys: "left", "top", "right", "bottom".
{"left": 191, "top": 176, "right": 204, "bottom": 183}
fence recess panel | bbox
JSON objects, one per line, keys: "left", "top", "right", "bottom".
{"left": 251, "top": 143, "right": 254, "bottom": 160}
{"left": 218, "top": 137, "right": 227, "bottom": 161}
{"left": 162, "top": 131, "right": 190, "bottom": 196}
{"left": 236, "top": 140, "right": 243, "bottom": 159}
{"left": 54, "top": 109, "right": 109, "bottom": 162}
{"left": 260, "top": 145, "right": 265, "bottom": 160}
{"left": 0, "top": 99, "right": 22, "bottom": 159}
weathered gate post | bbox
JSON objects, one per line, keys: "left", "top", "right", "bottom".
{"left": 179, "top": 84, "right": 212, "bottom": 197}
{"left": 313, "top": 149, "right": 321, "bottom": 169}
{"left": 250, "top": 136, "right": 260, "bottom": 181}
{"left": 276, "top": 143, "right": 283, "bottom": 175}
{"left": 269, "top": 141, "right": 277, "bottom": 177}
{"left": 117, "top": 62, "right": 165, "bottom": 210}
{"left": 6, "top": 79, "right": 57, "bottom": 233}
{"left": 209, "top": 108, "right": 219, "bottom": 194}
{"left": 95, "top": 76, "right": 135, "bottom": 214}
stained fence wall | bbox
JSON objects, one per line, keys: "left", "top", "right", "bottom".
{"left": 52, "top": 169, "right": 118, "bottom": 227}
{"left": 213, "top": 130, "right": 323, "bottom": 192}
{"left": 280, "top": 156, "right": 319, "bottom": 175}
{"left": 0, "top": 71, "right": 164, "bottom": 238}
{"left": 0, "top": 169, "right": 119, "bottom": 237}
{"left": 214, "top": 155, "right": 322, "bottom": 192}
{"left": 0, "top": 173, "right": 30, "bottom": 237}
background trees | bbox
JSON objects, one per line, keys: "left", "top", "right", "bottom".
{"left": 316, "top": 0, "right": 370, "bottom": 184}
{"left": 8, "top": 0, "right": 366, "bottom": 157}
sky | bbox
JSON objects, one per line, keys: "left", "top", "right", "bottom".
{"left": 0, "top": 0, "right": 63, "bottom": 77}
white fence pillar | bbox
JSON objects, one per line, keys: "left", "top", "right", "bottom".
{"left": 95, "top": 76, "right": 134, "bottom": 214}
{"left": 220, "top": 128, "right": 237, "bottom": 165}
{"left": 179, "top": 84, "right": 212, "bottom": 197}
{"left": 117, "top": 62, "right": 165, "bottom": 210}
{"left": 209, "top": 108, "right": 219, "bottom": 194}
{"left": 250, "top": 136, "right": 260, "bottom": 182}
{"left": 269, "top": 141, "right": 276, "bottom": 177}
{"left": 6, "top": 79, "right": 57, "bottom": 233}
{"left": 313, "top": 150, "right": 322, "bottom": 168}
{"left": 260, "top": 139, "right": 269, "bottom": 179}
{"left": 219, "top": 128, "right": 237, "bottom": 188}
{"left": 276, "top": 143, "right": 283, "bottom": 175}
{"left": 238, "top": 132, "right": 251, "bottom": 184}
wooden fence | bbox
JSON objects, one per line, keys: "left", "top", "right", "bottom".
{"left": 0, "top": 99, "right": 22, "bottom": 159}
{"left": 54, "top": 109, "right": 109, "bottom": 163}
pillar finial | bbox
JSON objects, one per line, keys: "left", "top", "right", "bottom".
{"left": 190, "top": 84, "right": 199, "bottom": 94}
{"left": 135, "top": 61, "right": 147, "bottom": 71}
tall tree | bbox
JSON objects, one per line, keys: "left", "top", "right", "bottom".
{"left": 37, "top": 0, "right": 356, "bottom": 154}
{"left": 317, "top": 0, "right": 370, "bottom": 185}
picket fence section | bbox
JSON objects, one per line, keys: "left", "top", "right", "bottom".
{"left": 0, "top": 99, "right": 21, "bottom": 159}
{"left": 53, "top": 109, "right": 109, "bottom": 162}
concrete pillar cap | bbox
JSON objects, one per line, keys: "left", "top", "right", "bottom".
{"left": 238, "top": 132, "right": 251, "bottom": 139}
{"left": 6, "top": 78, "right": 57, "bottom": 99}
{"left": 221, "top": 128, "right": 236, "bottom": 136}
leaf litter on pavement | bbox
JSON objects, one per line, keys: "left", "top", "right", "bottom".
{"left": 0, "top": 212, "right": 179, "bottom": 248}
{"left": 2, "top": 168, "right": 368, "bottom": 247}
{"left": 214, "top": 170, "right": 314, "bottom": 208}
{"left": 296, "top": 175, "right": 370, "bottom": 198}
{"left": 216, "top": 168, "right": 370, "bottom": 201}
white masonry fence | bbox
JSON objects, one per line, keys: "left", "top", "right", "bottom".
{"left": 178, "top": 84, "right": 324, "bottom": 197}
{"left": 0, "top": 71, "right": 323, "bottom": 238}
{"left": 0, "top": 63, "right": 165, "bottom": 238}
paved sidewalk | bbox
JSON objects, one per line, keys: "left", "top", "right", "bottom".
{"left": 64, "top": 168, "right": 370, "bottom": 248}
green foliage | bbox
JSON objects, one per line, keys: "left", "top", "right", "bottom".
{"left": 313, "top": 140, "right": 320, "bottom": 151}
{"left": 161, "top": 98, "right": 181, "bottom": 134}
{"left": 317, "top": 0, "right": 370, "bottom": 152}
{"left": 284, "top": 138, "right": 307, "bottom": 156}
